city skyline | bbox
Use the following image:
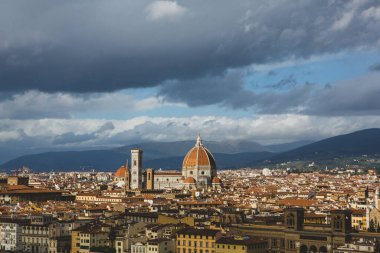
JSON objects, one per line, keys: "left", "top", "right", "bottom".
{"left": 2, "top": 2, "right": 380, "bottom": 252}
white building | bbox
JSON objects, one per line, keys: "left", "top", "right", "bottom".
{"left": 333, "top": 240, "right": 376, "bottom": 253}
{"left": 0, "top": 219, "right": 24, "bottom": 252}
{"left": 131, "top": 242, "right": 147, "bottom": 253}
{"left": 262, "top": 168, "right": 272, "bottom": 176}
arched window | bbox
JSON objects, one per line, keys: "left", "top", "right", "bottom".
{"left": 334, "top": 215, "right": 342, "bottom": 230}
{"left": 300, "top": 245, "right": 308, "bottom": 253}
{"left": 286, "top": 213, "right": 295, "bottom": 228}
{"left": 309, "top": 245, "right": 318, "bottom": 253}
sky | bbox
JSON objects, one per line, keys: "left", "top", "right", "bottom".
{"left": 1, "top": 0, "right": 380, "bottom": 161}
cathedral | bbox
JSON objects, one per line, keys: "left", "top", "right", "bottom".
{"left": 114, "top": 135, "right": 222, "bottom": 190}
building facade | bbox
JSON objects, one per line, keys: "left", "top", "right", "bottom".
{"left": 113, "top": 135, "right": 221, "bottom": 191}
{"left": 176, "top": 228, "right": 222, "bottom": 253}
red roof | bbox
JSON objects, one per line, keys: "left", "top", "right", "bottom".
{"left": 184, "top": 177, "right": 196, "bottom": 184}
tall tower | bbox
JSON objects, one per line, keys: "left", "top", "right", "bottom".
{"left": 131, "top": 149, "right": 143, "bottom": 190}
{"left": 146, "top": 168, "right": 154, "bottom": 190}
{"left": 124, "top": 160, "right": 130, "bottom": 191}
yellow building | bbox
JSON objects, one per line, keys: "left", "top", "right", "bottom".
{"left": 216, "top": 237, "right": 267, "bottom": 253}
{"left": 158, "top": 214, "right": 195, "bottom": 227}
{"left": 71, "top": 223, "right": 110, "bottom": 253}
{"left": 351, "top": 209, "right": 366, "bottom": 231}
{"left": 176, "top": 228, "right": 222, "bottom": 253}
{"left": 71, "top": 230, "right": 81, "bottom": 253}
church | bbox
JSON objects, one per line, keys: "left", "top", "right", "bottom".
{"left": 114, "top": 135, "right": 222, "bottom": 190}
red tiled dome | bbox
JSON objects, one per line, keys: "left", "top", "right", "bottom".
{"left": 183, "top": 135, "right": 216, "bottom": 169}
{"left": 115, "top": 166, "right": 127, "bottom": 177}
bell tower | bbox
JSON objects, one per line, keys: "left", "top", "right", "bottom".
{"left": 131, "top": 149, "right": 143, "bottom": 190}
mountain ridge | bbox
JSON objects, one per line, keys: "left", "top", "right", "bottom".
{"left": 0, "top": 139, "right": 305, "bottom": 171}
{"left": 2, "top": 128, "right": 380, "bottom": 171}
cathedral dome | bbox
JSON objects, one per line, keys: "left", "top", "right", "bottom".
{"left": 115, "top": 166, "right": 127, "bottom": 177}
{"left": 182, "top": 135, "right": 216, "bottom": 169}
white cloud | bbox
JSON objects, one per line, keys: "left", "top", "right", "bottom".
{"left": 331, "top": 11, "right": 354, "bottom": 31}
{"left": 0, "top": 91, "right": 183, "bottom": 119}
{"left": 2, "top": 115, "right": 380, "bottom": 149}
{"left": 145, "top": 1, "right": 186, "bottom": 21}
{"left": 361, "top": 6, "right": 380, "bottom": 20}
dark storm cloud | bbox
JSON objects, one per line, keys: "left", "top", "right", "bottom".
{"left": 159, "top": 71, "right": 314, "bottom": 113}
{"left": 306, "top": 73, "right": 380, "bottom": 116}
{"left": 160, "top": 69, "right": 380, "bottom": 116}
{"left": 370, "top": 63, "right": 380, "bottom": 71}
{"left": 0, "top": 0, "right": 379, "bottom": 93}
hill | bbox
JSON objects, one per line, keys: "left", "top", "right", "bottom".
{"left": 0, "top": 140, "right": 270, "bottom": 171}
{"left": 113, "top": 140, "right": 266, "bottom": 160}
{"left": 3, "top": 128, "right": 379, "bottom": 171}
{"left": 269, "top": 128, "right": 380, "bottom": 162}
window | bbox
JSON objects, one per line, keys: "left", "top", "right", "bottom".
{"left": 334, "top": 216, "right": 342, "bottom": 230}
{"left": 287, "top": 240, "right": 295, "bottom": 250}
{"left": 286, "top": 213, "right": 295, "bottom": 228}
